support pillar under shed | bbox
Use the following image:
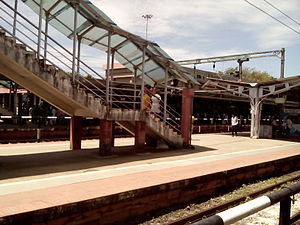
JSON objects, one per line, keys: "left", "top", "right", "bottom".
{"left": 100, "top": 119, "right": 113, "bottom": 156}
{"left": 249, "top": 87, "right": 263, "bottom": 139}
{"left": 181, "top": 88, "right": 194, "bottom": 147}
{"left": 70, "top": 116, "right": 82, "bottom": 150}
{"left": 135, "top": 121, "right": 146, "bottom": 152}
{"left": 250, "top": 98, "right": 262, "bottom": 138}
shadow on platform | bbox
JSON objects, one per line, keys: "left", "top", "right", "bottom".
{"left": 0, "top": 144, "right": 216, "bottom": 180}
{"left": 218, "top": 131, "right": 251, "bottom": 137}
{"left": 219, "top": 131, "right": 300, "bottom": 142}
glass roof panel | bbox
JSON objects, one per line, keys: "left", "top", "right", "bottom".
{"left": 111, "top": 35, "right": 127, "bottom": 49}
{"left": 146, "top": 45, "right": 159, "bottom": 57}
{"left": 152, "top": 44, "right": 173, "bottom": 60}
{"left": 81, "top": 0, "right": 117, "bottom": 27}
{"left": 82, "top": 27, "right": 107, "bottom": 43}
{"left": 22, "top": 0, "right": 40, "bottom": 15}
{"left": 130, "top": 54, "right": 143, "bottom": 65}
{"left": 117, "top": 43, "right": 142, "bottom": 65}
{"left": 22, "top": 0, "right": 199, "bottom": 85}
{"left": 92, "top": 42, "right": 108, "bottom": 51}
{"left": 47, "top": 2, "right": 68, "bottom": 16}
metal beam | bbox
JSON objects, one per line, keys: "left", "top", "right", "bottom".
{"left": 106, "top": 32, "right": 112, "bottom": 106}
{"left": 163, "top": 65, "right": 168, "bottom": 124}
{"left": 110, "top": 51, "right": 115, "bottom": 105}
{"left": 261, "top": 82, "right": 300, "bottom": 98}
{"left": 37, "top": 0, "right": 43, "bottom": 60}
{"left": 76, "top": 37, "right": 81, "bottom": 78}
{"left": 12, "top": 0, "right": 18, "bottom": 36}
{"left": 133, "top": 68, "right": 137, "bottom": 110}
{"left": 176, "top": 49, "right": 283, "bottom": 65}
{"left": 43, "top": 12, "right": 49, "bottom": 67}
{"left": 72, "top": 2, "right": 78, "bottom": 82}
{"left": 140, "top": 47, "right": 146, "bottom": 110}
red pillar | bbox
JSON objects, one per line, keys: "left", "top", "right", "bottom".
{"left": 100, "top": 119, "right": 113, "bottom": 156}
{"left": 135, "top": 121, "right": 146, "bottom": 152}
{"left": 70, "top": 116, "right": 82, "bottom": 150}
{"left": 181, "top": 88, "right": 194, "bottom": 147}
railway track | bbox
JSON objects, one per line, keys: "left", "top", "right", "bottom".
{"left": 164, "top": 172, "right": 300, "bottom": 225}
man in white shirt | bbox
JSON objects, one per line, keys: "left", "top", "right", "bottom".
{"left": 231, "top": 114, "right": 238, "bottom": 136}
{"left": 151, "top": 89, "right": 162, "bottom": 118}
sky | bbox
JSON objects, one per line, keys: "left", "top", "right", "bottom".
{"left": 92, "top": 0, "right": 300, "bottom": 78}
{"left": 3, "top": 0, "right": 300, "bottom": 79}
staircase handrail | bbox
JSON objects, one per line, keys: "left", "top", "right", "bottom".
{"left": 146, "top": 90, "right": 182, "bottom": 134}
{"left": 0, "top": 0, "right": 138, "bottom": 109}
{"left": 1, "top": 0, "right": 183, "bottom": 136}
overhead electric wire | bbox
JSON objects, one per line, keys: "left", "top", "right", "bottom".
{"left": 243, "top": 0, "right": 300, "bottom": 36}
{"left": 263, "top": 0, "right": 300, "bottom": 27}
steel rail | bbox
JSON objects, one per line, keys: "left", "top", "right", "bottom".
{"left": 166, "top": 173, "right": 300, "bottom": 225}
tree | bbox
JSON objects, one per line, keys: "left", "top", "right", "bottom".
{"left": 223, "top": 67, "right": 275, "bottom": 82}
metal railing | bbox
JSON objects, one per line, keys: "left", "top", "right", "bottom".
{"left": 193, "top": 182, "right": 300, "bottom": 225}
{"left": 0, "top": 0, "right": 135, "bottom": 109}
{"left": 142, "top": 90, "right": 182, "bottom": 133}
{"left": 0, "top": 0, "right": 182, "bottom": 134}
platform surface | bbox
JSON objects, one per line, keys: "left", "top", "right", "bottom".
{"left": 0, "top": 133, "right": 299, "bottom": 217}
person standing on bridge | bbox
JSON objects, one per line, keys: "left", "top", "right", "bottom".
{"left": 231, "top": 114, "right": 238, "bottom": 137}
{"left": 143, "top": 85, "right": 152, "bottom": 113}
{"left": 151, "top": 89, "right": 162, "bottom": 119}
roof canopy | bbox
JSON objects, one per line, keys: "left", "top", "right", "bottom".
{"left": 22, "top": 0, "right": 199, "bottom": 86}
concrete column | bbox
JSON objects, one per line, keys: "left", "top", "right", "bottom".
{"left": 250, "top": 98, "right": 262, "bottom": 138}
{"left": 70, "top": 116, "right": 82, "bottom": 150}
{"left": 100, "top": 119, "right": 113, "bottom": 156}
{"left": 181, "top": 88, "right": 194, "bottom": 147}
{"left": 134, "top": 121, "right": 146, "bottom": 152}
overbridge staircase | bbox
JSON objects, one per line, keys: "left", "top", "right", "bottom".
{"left": 0, "top": 0, "right": 185, "bottom": 149}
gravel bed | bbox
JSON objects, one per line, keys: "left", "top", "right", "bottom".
{"left": 139, "top": 170, "right": 300, "bottom": 225}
